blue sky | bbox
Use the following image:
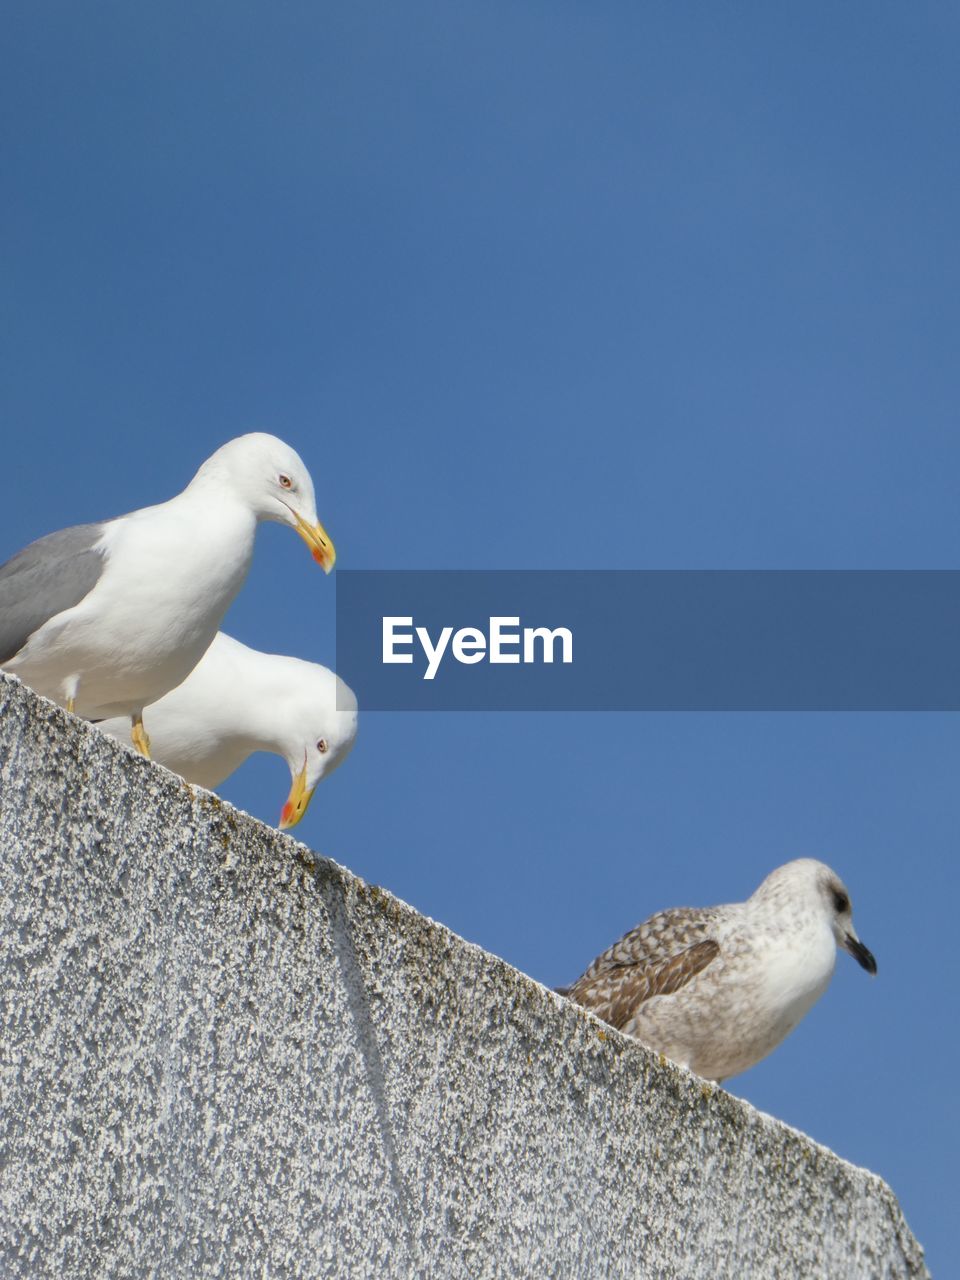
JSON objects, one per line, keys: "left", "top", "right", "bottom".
{"left": 3, "top": 2, "right": 958, "bottom": 1268}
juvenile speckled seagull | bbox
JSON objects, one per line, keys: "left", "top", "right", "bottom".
{"left": 94, "top": 632, "right": 358, "bottom": 829}
{"left": 0, "top": 434, "right": 335, "bottom": 757}
{"left": 559, "top": 859, "right": 876, "bottom": 1082}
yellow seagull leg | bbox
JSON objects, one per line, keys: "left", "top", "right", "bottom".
{"left": 131, "top": 712, "right": 152, "bottom": 760}
{"left": 66, "top": 697, "right": 76, "bottom": 714}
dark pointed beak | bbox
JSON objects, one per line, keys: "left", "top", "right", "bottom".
{"left": 844, "top": 934, "right": 877, "bottom": 975}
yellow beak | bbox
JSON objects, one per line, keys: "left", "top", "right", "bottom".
{"left": 291, "top": 510, "right": 336, "bottom": 574}
{"left": 279, "top": 760, "right": 317, "bottom": 830}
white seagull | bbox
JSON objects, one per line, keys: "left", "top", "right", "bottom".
{"left": 0, "top": 433, "right": 335, "bottom": 757}
{"left": 94, "top": 632, "right": 358, "bottom": 829}
{"left": 559, "top": 859, "right": 877, "bottom": 1082}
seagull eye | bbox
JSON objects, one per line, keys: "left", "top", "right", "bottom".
{"left": 833, "top": 890, "right": 850, "bottom": 913}
{"left": 278, "top": 473, "right": 293, "bottom": 489}
{"left": 317, "top": 738, "right": 328, "bottom": 753}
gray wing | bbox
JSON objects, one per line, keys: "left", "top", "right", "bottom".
{"left": 0, "top": 523, "right": 109, "bottom": 663}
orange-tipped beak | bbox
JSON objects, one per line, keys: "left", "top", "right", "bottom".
{"left": 291, "top": 510, "right": 336, "bottom": 573}
{"left": 279, "top": 760, "right": 317, "bottom": 830}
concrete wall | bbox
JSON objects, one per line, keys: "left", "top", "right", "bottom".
{"left": 0, "top": 673, "right": 928, "bottom": 1279}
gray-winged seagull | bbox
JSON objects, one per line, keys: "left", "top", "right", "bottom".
{"left": 0, "top": 433, "right": 335, "bottom": 758}
{"left": 94, "top": 632, "right": 358, "bottom": 828}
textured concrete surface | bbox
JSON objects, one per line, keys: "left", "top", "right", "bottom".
{"left": 0, "top": 672, "right": 929, "bottom": 1279}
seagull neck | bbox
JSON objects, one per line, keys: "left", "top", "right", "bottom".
{"left": 178, "top": 471, "right": 259, "bottom": 524}
{"left": 166, "top": 482, "right": 260, "bottom": 562}
{"left": 225, "top": 647, "right": 293, "bottom": 760}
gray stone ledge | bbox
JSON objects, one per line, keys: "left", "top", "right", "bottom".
{"left": 0, "top": 673, "right": 929, "bottom": 1278}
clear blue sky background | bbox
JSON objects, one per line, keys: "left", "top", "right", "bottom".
{"left": 3, "top": 3, "right": 957, "bottom": 1269}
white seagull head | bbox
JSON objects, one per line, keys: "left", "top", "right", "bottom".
{"left": 753, "top": 858, "right": 877, "bottom": 975}
{"left": 193, "top": 433, "right": 336, "bottom": 572}
{"left": 277, "top": 669, "right": 359, "bottom": 830}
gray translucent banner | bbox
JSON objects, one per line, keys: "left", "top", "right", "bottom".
{"left": 334, "top": 570, "right": 960, "bottom": 710}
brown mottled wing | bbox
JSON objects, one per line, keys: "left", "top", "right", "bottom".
{"left": 563, "top": 906, "right": 721, "bottom": 1032}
